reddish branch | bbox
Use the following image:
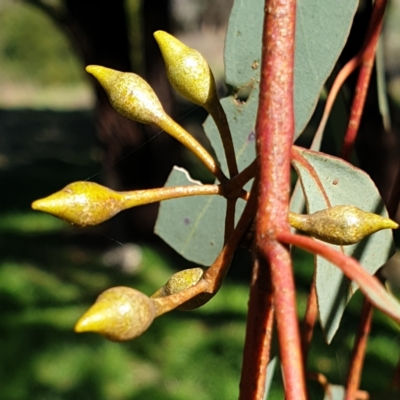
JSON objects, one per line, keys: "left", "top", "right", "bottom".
{"left": 301, "top": 269, "right": 318, "bottom": 362}
{"left": 345, "top": 300, "right": 374, "bottom": 400}
{"left": 314, "top": 57, "right": 360, "bottom": 147}
{"left": 239, "top": 257, "right": 275, "bottom": 400}
{"left": 278, "top": 232, "right": 400, "bottom": 323}
{"left": 342, "top": 0, "right": 388, "bottom": 160}
{"left": 343, "top": 2, "right": 389, "bottom": 387}
{"left": 248, "top": 0, "right": 307, "bottom": 399}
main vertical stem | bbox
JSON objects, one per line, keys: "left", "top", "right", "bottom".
{"left": 239, "top": 257, "right": 275, "bottom": 400}
{"left": 255, "top": 0, "right": 307, "bottom": 399}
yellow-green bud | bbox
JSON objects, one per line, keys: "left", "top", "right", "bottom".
{"left": 154, "top": 30, "right": 218, "bottom": 109}
{"left": 86, "top": 65, "right": 165, "bottom": 125}
{"left": 31, "top": 181, "right": 126, "bottom": 227}
{"left": 151, "top": 267, "right": 212, "bottom": 310}
{"left": 85, "top": 64, "right": 226, "bottom": 182}
{"left": 289, "top": 205, "right": 398, "bottom": 245}
{"left": 75, "top": 287, "right": 156, "bottom": 342}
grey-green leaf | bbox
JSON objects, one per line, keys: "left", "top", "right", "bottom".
{"left": 156, "top": 82, "right": 259, "bottom": 265}
{"left": 224, "top": 0, "right": 263, "bottom": 88}
{"left": 292, "top": 148, "right": 395, "bottom": 343}
{"left": 224, "top": 0, "right": 358, "bottom": 138}
{"left": 203, "top": 87, "right": 258, "bottom": 177}
{"left": 155, "top": 166, "right": 246, "bottom": 266}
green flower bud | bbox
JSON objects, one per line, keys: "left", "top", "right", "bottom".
{"left": 31, "top": 181, "right": 126, "bottom": 227}
{"left": 75, "top": 287, "right": 156, "bottom": 342}
{"left": 289, "top": 205, "right": 398, "bottom": 245}
{"left": 86, "top": 64, "right": 226, "bottom": 182}
{"left": 154, "top": 30, "right": 218, "bottom": 109}
{"left": 151, "top": 267, "right": 212, "bottom": 310}
{"left": 86, "top": 65, "right": 165, "bottom": 125}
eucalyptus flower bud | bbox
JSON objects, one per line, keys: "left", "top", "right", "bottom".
{"left": 86, "top": 65, "right": 165, "bottom": 125}
{"left": 153, "top": 30, "right": 218, "bottom": 110}
{"left": 289, "top": 205, "right": 398, "bottom": 245}
{"left": 151, "top": 267, "right": 212, "bottom": 310}
{"left": 86, "top": 64, "right": 226, "bottom": 182}
{"left": 32, "top": 181, "right": 127, "bottom": 227}
{"left": 75, "top": 287, "right": 156, "bottom": 342}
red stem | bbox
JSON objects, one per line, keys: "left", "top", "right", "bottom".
{"left": 301, "top": 267, "right": 318, "bottom": 362}
{"left": 279, "top": 232, "right": 400, "bottom": 323}
{"left": 239, "top": 257, "right": 275, "bottom": 400}
{"left": 340, "top": 2, "right": 389, "bottom": 394}
{"left": 255, "top": 0, "right": 307, "bottom": 399}
{"left": 314, "top": 56, "right": 360, "bottom": 147}
{"left": 341, "top": 0, "right": 388, "bottom": 160}
{"left": 345, "top": 299, "right": 374, "bottom": 400}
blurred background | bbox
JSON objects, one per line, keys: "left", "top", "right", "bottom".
{"left": 1, "top": 0, "right": 400, "bottom": 399}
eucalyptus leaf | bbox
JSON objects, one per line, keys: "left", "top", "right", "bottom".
{"left": 376, "top": 35, "right": 391, "bottom": 132}
{"left": 292, "top": 147, "right": 395, "bottom": 343}
{"left": 224, "top": 0, "right": 263, "bottom": 88}
{"left": 224, "top": 0, "right": 358, "bottom": 138}
{"left": 155, "top": 166, "right": 246, "bottom": 266}
{"left": 203, "top": 87, "right": 258, "bottom": 177}
{"left": 155, "top": 0, "right": 358, "bottom": 267}
{"left": 156, "top": 82, "right": 259, "bottom": 266}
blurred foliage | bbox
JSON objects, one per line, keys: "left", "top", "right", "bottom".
{"left": 0, "top": 1, "right": 83, "bottom": 85}
{"left": 0, "top": 0, "right": 143, "bottom": 87}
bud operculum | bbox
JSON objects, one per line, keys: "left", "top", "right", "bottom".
{"left": 86, "top": 64, "right": 226, "bottom": 182}
{"left": 31, "top": 181, "right": 124, "bottom": 227}
{"left": 75, "top": 287, "right": 156, "bottom": 342}
{"left": 154, "top": 30, "right": 218, "bottom": 110}
{"left": 289, "top": 205, "right": 398, "bottom": 245}
{"left": 86, "top": 65, "right": 165, "bottom": 125}
{"left": 151, "top": 267, "right": 212, "bottom": 310}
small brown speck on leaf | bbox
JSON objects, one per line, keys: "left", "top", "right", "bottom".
{"left": 252, "top": 61, "right": 259, "bottom": 70}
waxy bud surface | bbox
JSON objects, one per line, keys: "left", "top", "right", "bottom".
{"left": 289, "top": 205, "right": 398, "bottom": 245}
{"left": 75, "top": 286, "right": 156, "bottom": 342}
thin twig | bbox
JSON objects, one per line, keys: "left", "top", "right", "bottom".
{"left": 342, "top": 0, "right": 388, "bottom": 160}
{"left": 278, "top": 232, "right": 400, "bottom": 323}
{"left": 345, "top": 299, "right": 373, "bottom": 400}
{"left": 159, "top": 116, "right": 228, "bottom": 182}
{"left": 301, "top": 267, "right": 318, "bottom": 362}
{"left": 227, "top": 159, "right": 257, "bottom": 191}
{"left": 209, "top": 100, "right": 239, "bottom": 177}
{"left": 155, "top": 185, "right": 257, "bottom": 316}
{"left": 122, "top": 184, "right": 221, "bottom": 209}
{"left": 314, "top": 57, "right": 360, "bottom": 147}
{"left": 204, "top": 182, "right": 258, "bottom": 292}
{"left": 224, "top": 199, "right": 237, "bottom": 243}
